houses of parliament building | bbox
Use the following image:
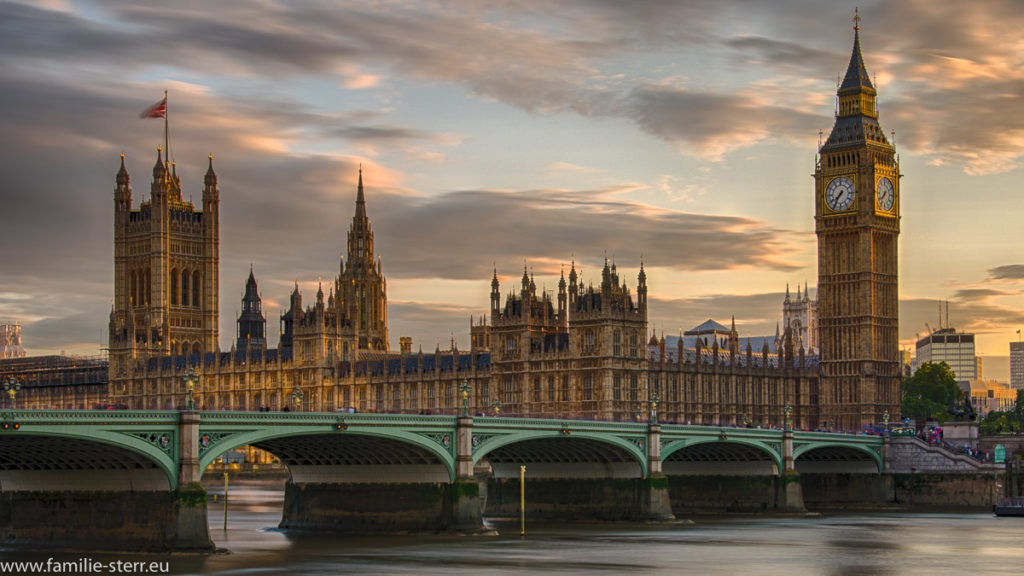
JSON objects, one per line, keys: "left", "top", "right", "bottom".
{"left": 15, "top": 21, "right": 902, "bottom": 432}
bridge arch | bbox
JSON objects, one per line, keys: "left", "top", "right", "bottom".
{"left": 0, "top": 431, "right": 178, "bottom": 490}
{"left": 794, "top": 442, "right": 882, "bottom": 473}
{"left": 472, "top": 431, "right": 648, "bottom": 479}
{"left": 661, "top": 438, "right": 782, "bottom": 475}
{"left": 197, "top": 427, "right": 457, "bottom": 482}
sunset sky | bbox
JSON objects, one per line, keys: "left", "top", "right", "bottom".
{"left": 2, "top": 1, "right": 1023, "bottom": 379}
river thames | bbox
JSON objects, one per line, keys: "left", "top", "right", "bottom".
{"left": 3, "top": 483, "right": 1021, "bottom": 575}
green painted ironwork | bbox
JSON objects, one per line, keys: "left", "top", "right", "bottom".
{"left": 0, "top": 410, "right": 884, "bottom": 488}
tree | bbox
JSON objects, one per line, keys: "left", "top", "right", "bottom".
{"left": 901, "top": 362, "right": 961, "bottom": 424}
{"left": 1015, "top": 389, "right": 1024, "bottom": 427}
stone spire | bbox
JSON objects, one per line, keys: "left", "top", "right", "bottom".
{"left": 116, "top": 153, "right": 130, "bottom": 187}
{"left": 840, "top": 9, "right": 875, "bottom": 95}
{"left": 355, "top": 164, "right": 366, "bottom": 221}
{"left": 204, "top": 154, "right": 217, "bottom": 187}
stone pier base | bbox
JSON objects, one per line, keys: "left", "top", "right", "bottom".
{"left": 0, "top": 483, "right": 213, "bottom": 552}
{"left": 280, "top": 481, "right": 485, "bottom": 533}
{"left": 777, "top": 471, "right": 806, "bottom": 512}
{"left": 487, "top": 477, "right": 676, "bottom": 522}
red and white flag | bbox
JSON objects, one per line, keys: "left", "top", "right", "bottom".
{"left": 140, "top": 96, "right": 167, "bottom": 119}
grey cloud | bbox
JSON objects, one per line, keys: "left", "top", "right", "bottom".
{"left": 900, "top": 297, "right": 1024, "bottom": 343}
{"left": 952, "top": 288, "right": 1017, "bottom": 302}
{"left": 725, "top": 36, "right": 839, "bottom": 77}
{"left": 626, "top": 85, "right": 825, "bottom": 155}
{"left": 368, "top": 187, "right": 807, "bottom": 281}
{"left": 989, "top": 265, "right": 1024, "bottom": 280}
{"left": 8, "top": 1, "right": 1021, "bottom": 168}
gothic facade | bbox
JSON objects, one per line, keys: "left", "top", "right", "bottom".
{"left": 98, "top": 19, "right": 890, "bottom": 432}
{"left": 782, "top": 283, "right": 818, "bottom": 356}
{"left": 814, "top": 20, "right": 901, "bottom": 431}
{"left": 107, "top": 150, "right": 220, "bottom": 379}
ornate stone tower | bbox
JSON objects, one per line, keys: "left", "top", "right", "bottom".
{"left": 335, "top": 168, "right": 388, "bottom": 352}
{"left": 782, "top": 282, "right": 818, "bottom": 356}
{"left": 568, "top": 259, "right": 648, "bottom": 419}
{"left": 815, "top": 16, "right": 900, "bottom": 430}
{"left": 109, "top": 151, "right": 220, "bottom": 376}
{"left": 236, "top": 267, "right": 267, "bottom": 354}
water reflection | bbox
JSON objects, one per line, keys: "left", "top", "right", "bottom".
{"left": 2, "top": 481, "right": 1021, "bottom": 576}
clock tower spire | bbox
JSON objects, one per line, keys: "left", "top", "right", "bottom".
{"left": 815, "top": 14, "right": 901, "bottom": 431}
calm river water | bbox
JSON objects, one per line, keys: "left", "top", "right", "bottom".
{"left": 4, "top": 483, "right": 1022, "bottom": 575}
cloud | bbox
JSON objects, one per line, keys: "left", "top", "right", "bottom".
{"left": 368, "top": 186, "right": 807, "bottom": 281}
{"left": 626, "top": 85, "right": 825, "bottom": 160}
{"left": 989, "top": 265, "right": 1024, "bottom": 281}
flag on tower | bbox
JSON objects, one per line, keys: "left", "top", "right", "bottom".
{"left": 140, "top": 96, "right": 167, "bottom": 119}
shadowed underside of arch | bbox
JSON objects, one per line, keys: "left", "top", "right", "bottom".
{"left": 663, "top": 441, "right": 778, "bottom": 476}
{"left": 251, "top": 433, "right": 451, "bottom": 483}
{"left": 795, "top": 444, "right": 881, "bottom": 473}
{"left": 481, "top": 437, "right": 644, "bottom": 479}
{"left": 0, "top": 435, "right": 171, "bottom": 491}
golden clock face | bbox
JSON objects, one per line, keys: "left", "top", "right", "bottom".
{"left": 876, "top": 177, "right": 895, "bottom": 212}
{"left": 825, "top": 176, "right": 855, "bottom": 212}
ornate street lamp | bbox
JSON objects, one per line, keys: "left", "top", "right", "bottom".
{"left": 784, "top": 403, "right": 793, "bottom": 431}
{"left": 491, "top": 398, "right": 502, "bottom": 416}
{"left": 291, "top": 388, "right": 304, "bottom": 412}
{"left": 459, "top": 379, "right": 471, "bottom": 416}
{"left": 650, "top": 391, "right": 660, "bottom": 424}
{"left": 882, "top": 410, "right": 890, "bottom": 435}
{"left": 182, "top": 368, "right": 199, "bottom": 411}
{"left": 4, "top": 377, "right": 22, "bottom": 410}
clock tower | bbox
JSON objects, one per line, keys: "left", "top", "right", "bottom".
{"left": 815, "top": 15, "right": 900, "bottom": 431}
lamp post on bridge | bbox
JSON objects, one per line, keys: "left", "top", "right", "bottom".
{"left": 4, "top": 377, "right": 21, "bottom": 411}
{"left": 882, "top": 410, "right": 890, "bottom": 436}
{"left": 491, "top": 399, "right": 501, "bottom": 417}
{"left": 291, "top": 388, "right": 304, "bottom": 412}
{"left": 459, "top": 379, "right": 471, "bottom": 417}
{"left": 183, "top": 368, "right": 198, "bottom": 411}
{"left": 650, "top": 392, "right": 659, "bottom": 424}
{"left": 784, "top": 402, "right": 792, "bottom": 431}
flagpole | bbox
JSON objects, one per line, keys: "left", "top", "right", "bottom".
{"left": 164, "top": 89, "right": 169, "bottom": 167}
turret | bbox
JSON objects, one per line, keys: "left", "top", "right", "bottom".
{"left": 637, "top": 260, "right": 648, "bottom": 314}
{"left": 490, "top": 267, "right": 501, "bottom": 320}
{"left": 557, "top": 268, "right": 567, "bottom": 322}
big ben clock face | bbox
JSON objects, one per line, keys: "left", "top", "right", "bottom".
{"left": 876, "top": 177, "right": 895, "bottom": 212}
{"left": 825, "top": 176, "right": 855, "bottom": 212}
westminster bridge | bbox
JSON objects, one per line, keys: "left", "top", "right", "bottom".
{"left": 0, "top": 409, "right": 885, "bottom": 551}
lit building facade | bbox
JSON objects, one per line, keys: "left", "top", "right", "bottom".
{"left": 914, "top": 328, "right": 977, "bottom": 381}
{"left": 10, "top": 19, "right": 893, "bottom": 432}
{"left": 1010, "top": 341, "right": 1024, "bottom": 390}
{"left": 814, "top": 19, "right": 901, "bottom": 430}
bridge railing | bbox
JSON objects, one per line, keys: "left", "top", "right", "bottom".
{"left": 2, "top": 409, "right": 180, "bottom": 424}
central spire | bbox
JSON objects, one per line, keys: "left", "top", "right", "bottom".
{"left": 840, "top": 9, "right": 874, "bottom": 95}
{"left": 355, "top": 164, "right": 366, "bottom": 221}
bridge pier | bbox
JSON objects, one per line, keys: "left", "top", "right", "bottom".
{"left": 0, "top": 484, "right": 212, "bottom": 552}
{"left": 645, "top": 424, "right": 675, "bottom": 521}
{"left": 777, "top": 428, "right": 806, "bottom": 512}
{"left": 452, "top": 415, "right": 485, "bottom": 530}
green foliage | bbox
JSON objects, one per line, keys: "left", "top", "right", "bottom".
{"left": 901, "top": 362, "right": 961, "bottom": 423}
{"left": 979, "top": 390, "right": 1024, "bottom": 435}
{"left": 980, "top": 411, "right": 1011, "bottom": 435}
{"left": 1015, "top": 389, "right": 1024, "bottom": 425}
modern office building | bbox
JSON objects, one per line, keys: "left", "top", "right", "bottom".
{"left": 914, "top": 328, "right": 977, "bottom": 380}
{"left": 1010, "top": 341, "right": 1024, "bottom": 390}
